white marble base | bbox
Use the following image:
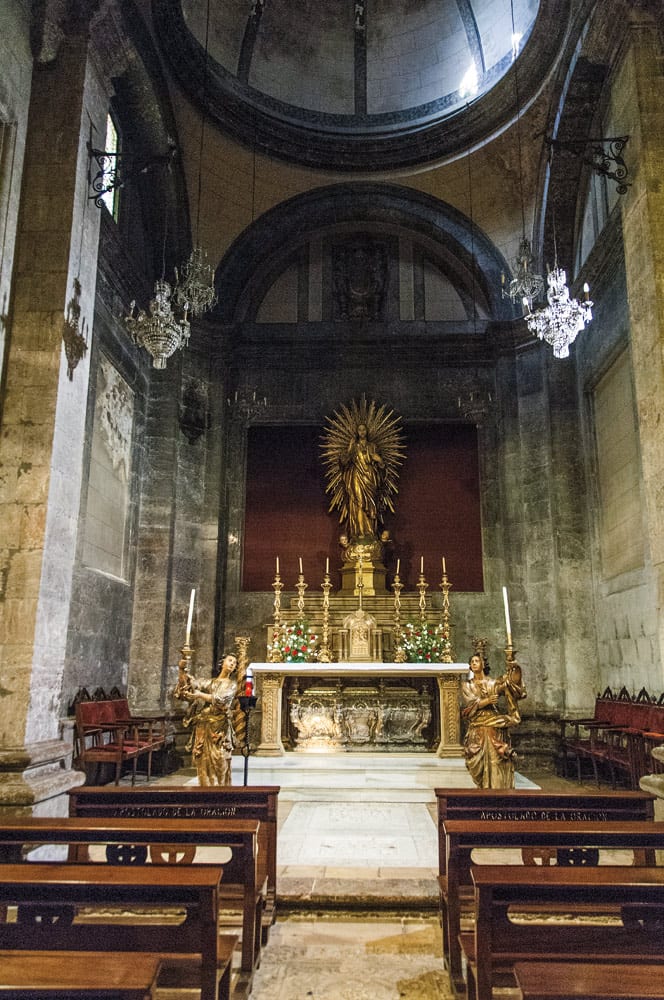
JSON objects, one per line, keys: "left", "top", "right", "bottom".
{"left": 230, "top": 751, "right": 537, "bottom": 801}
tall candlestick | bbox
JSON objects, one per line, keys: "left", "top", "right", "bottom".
{"left": 442, "top": 556, "right": 447, "bottom": 574}
{"left": 502, "top": 586, "right": 512, "bottom": 643}
{"left": 185, "top": 588, "right": 195, "bottom": 645}
{"left": 299, "top": 557, "right": 303, "bottom": 574}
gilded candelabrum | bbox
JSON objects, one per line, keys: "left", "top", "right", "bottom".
{"left": 392, "top": 568, "right": 406, "bottom": 662}
{"left": 317, "top": 567, "right": 333, "bottom": 662}
{"left": 268, "top": 564, "right": 284, "bottom": 662}
{"left": 439, "top": 563, "right": 454, "bottom": 662}
{"left": 180, "top": 642, "right": 194, "bottom": 671}
{"left": 417, "top": 567, "right": 429, "bottom": 623}
{"left": 233, "top": 635, "right": 251, "bottom": 746}
{"left": 295, "top": 568, "right": 308, "bottom": 616}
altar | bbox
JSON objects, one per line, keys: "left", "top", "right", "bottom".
{"left": 251, "top": 662, "right": 468, "bottom": 758}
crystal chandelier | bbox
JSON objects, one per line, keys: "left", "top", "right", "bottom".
{"left": 173, "top": 245, "right": 217, "bottom": 317}
{"left": 502, "top": 236, "right": 544, "bottom": 311}
{"left": 524, "top": 267, "right": 592, "bottom": 359}
{"left": 124, "top": 279, "right": 190, "bottom": 370}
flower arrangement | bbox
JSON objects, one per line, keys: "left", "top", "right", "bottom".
{"left": 402, "top": 621, "right": 446, "bottom": 663}
{"left": 270, "top": 619, "right": 319, "bottom": 662}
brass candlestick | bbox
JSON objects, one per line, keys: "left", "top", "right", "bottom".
{"left": 417, "top": 569, "right": 429, "bottom": 623}
{"left": 233, "top": 635, "right": 251, "bottom": 746}
{"left": 268, "top": 567, "right": 284, "bottom": 662}
{"left": 440, "top": 567, "right": 454, "bottom": 662}
{"left": 356, "top": 555, "right": 364, "bottom": 610}
{"left": 180, "top": 642, "right": 194, "bottom": 670}
{"left": 317, "top": 569, "right": 332, "bottom": 662}
{"left": 392, "top": 569, "right": 406, "bottom": 662}
{"left": 295, "top": 570, "right": 308, "bottom": 617}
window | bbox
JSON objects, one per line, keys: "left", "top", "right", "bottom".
{"left": 100, "top": 113, "right": 120, "bottom": 220}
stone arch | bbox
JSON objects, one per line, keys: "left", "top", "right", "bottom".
{"left": 213, "top": 182, "right": 513, "bottom": 326}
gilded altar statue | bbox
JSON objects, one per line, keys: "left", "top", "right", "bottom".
{"left": 460, "top": 653, "right": 526, "bottom": 788}
{"left": 322, "top": 397, "right": 405, "bottom": 550}
{"left": 174, "top": 653, "right": 238, "bottom": 785}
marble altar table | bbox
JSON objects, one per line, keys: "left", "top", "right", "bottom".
{"left": 251, "top": 663, "right": 468, "bottom": 757}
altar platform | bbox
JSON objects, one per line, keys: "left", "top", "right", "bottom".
{"left": 228, "top": 750, "right": 537, "bottom": 802}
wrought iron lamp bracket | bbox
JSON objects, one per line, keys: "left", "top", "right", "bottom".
{"left": 87, "top": 141, "right": 178, "bottom": 208}
{"left": 545, "top": 135, "right": 630, "bottom": 194}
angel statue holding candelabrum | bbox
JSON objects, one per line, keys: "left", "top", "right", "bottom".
{"left": 460, "top": 650, "right": 526, "bottom": 789}
{"left": 322, "top": 397, "right": 405, "bottom": 570}
{"left": 174, "top": 653, "right": 238, "bottom": 785}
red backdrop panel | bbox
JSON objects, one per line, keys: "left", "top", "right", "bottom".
{"left": 242, "top": 423, "right": 483, "bottom": 591}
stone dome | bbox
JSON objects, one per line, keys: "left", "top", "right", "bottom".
{"left": 154, "top": 0, "right": 566, "bottom": 170}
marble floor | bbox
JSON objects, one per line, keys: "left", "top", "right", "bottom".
{"left": 248, "top": 914, "right": 453, "bottom": 1000}
{"left": 151, "top": 754, "right": 555, "bottom": 998}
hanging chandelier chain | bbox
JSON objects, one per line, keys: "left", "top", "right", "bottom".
{"left": 195, "top": 0, "right": 212, "bottom": 245}
{"left": 510, "top": 0, "right": 526, "bottom": 241}
{"left": 500, "top": 0, "right": 544, "bottom": 314}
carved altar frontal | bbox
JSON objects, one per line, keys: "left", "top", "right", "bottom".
{"left": 288, "top": 679, "right": 433, "bottom": 752}
{"left": 251, "top": 663, "right": 467, "bottom": 758}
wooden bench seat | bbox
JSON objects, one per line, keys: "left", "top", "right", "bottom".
{"left": 0, "top": 815, "right": 261, "bottom": 978}
{"left": 0, "top": 950, "right": 162, "bottom": 999}
{"left": 68, "top": 785, "right": 280, "bottom": 943}
{"left": 0, "top": 863, "right": 230, "bottom": 1000}
{"left": 513, "top": 960, "right": 664, "bottom": 999}
{"left": 466, "top": 865, "right": 664, "bottom": 1000}
{"left": 441, "top": 818, "right": 664, "bottom": 992}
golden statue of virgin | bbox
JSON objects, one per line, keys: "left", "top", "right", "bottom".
{"left": 321, "top": 397, "right": 405, "bottom": 545}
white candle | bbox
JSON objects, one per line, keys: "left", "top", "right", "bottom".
{"left": 396, "top": 558, "right": 400, "bottom": 575}
{"left": 185, "top": 588, "right": 195, "bottom": 645}
{"left": 502, "top": 586, "right": 512, "bottom": 643}
{"left": 276, "top": 556, "right": 280, "bottom": 575}
{"left": 420, "top": 556, "right": 424, "bottom": 574}
{"left": 442, "top": 556, "right": 447, "bottom": 575}
{"left": 299, "top": 557, "right": 303, "bottom": 574}
{"left": 325, "top": 557, "right": 329, "bottom": 575}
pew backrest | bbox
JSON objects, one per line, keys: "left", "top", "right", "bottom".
{"left": 0, "top": 815, "right": 260, "bottom": 974}
{"left": 68, "top": 784, "right": 279, "bottom": 903}
{"left": 0, "top": 862, "right": 223, "bottom": 1000}
{"left": 434, "top": 788, "right": 656, "bottom": 879}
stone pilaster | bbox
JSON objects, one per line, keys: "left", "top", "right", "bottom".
{"left": 616, "top": 12, "right": 664, "bottom": 687}
{"left": 0, "top": 21, "right": 104, "bottom": 810}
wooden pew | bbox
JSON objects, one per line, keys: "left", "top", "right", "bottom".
{"left": 0, "top": 950, "right": 163, "bottom": 999}
{"left": 0, "top": 863, "right": 231, "bottom": 1000}
{"left": 441, "top": 818, "right": 664, "bottom": 992}
{"left": 68, "top": 784, "right": 280, "bottom": 943}
{"left": 513, "top": 960, "right": 664, "bottom": 1000}
{"left": 468, "top": 865, "right": 664, "bottom": 1000}
{"left": 0, "top": 815, "right": 260, "bottom": 978}
{"left": 434, "top": 789, "right": 656, "bottom": 993}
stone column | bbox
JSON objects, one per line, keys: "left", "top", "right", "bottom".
{"left": 617, "top": 11, "right": 664, "bottom": 687}
{"left": 0, "top": 20, "right": 105, "bottom": 813}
